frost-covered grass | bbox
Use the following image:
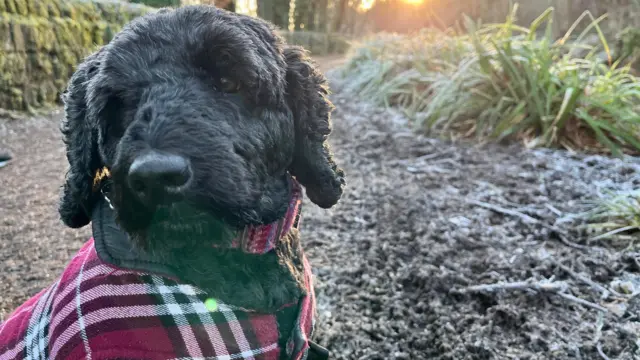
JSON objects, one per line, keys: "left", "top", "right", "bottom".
{"left": 338, "top": 5, "right": 640, "bottom": 157}
{"left": 582, "top": 190, "right": 640, "bottom": 241}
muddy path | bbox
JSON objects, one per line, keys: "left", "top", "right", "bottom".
{"left": 1, "top": 61, "right": 639, "bottom": 359}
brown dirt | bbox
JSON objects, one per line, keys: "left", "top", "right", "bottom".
{"left": 0, "top": 109, "right": 90, "bottom": 321}
{"left": 1, "top": 60, "right": 640, "bottom": 359}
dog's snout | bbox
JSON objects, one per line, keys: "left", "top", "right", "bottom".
{"left": 128, "top": 151, "right": 192, "bottom": 202}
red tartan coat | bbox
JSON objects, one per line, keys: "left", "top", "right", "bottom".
{"left": 0, "top": 179, "right": 320, "bottom": 360}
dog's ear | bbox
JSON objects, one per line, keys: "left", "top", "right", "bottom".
{"left": 284, "top": 46, "right": 345, "bottom": 208}
{"left": 58, "top": 50, "right": 104, "bottom": 228}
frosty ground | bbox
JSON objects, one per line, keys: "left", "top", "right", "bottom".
{"left": 1, "top": 64, "right": 639, "bottom": 359}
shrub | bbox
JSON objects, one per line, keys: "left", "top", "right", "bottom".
{"left": 339, "top": 5, "right": 640, "bottom": 157}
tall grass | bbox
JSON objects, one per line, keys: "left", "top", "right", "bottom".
{"left": 339, "top": 4, "right": 640, "bottom": 156}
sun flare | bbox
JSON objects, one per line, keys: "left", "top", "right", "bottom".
{"left": 359, "top": 0, "right": 375, "bottom": 11}
{"left": 360, "top": 0, "right": 425, "bottom": 11}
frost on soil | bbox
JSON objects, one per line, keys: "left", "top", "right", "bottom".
{"left": 305, "top": 72, "right": 640, "bottom": 360}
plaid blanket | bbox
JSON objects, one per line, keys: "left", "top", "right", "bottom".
{"left": 0, "top": 238, "right": 316, "bottom": 360}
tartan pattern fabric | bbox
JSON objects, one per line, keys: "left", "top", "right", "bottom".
{"left": 286, "top": 256, "right": 315, "bottom": 360}
{"left": 0, "top": 238, "right": 316, "bottom": 360}
{"left": 230, "top": 179, "right": 303, "bottom": 254}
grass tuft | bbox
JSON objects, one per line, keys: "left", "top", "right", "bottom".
{"left": 582, "top": 190, "right": 640, "bottom": 242}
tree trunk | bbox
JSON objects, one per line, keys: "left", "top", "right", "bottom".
{"left": 272, "top": 0, "right": 291, "bottom": 29}
{"left": 306, "top": 1, "right": 316, "bottom": 31}
{"left": 317, "top": 0, "right": 328, "bottom": 32}
{"left": 257, "top": 0, "right": 293, "bottom": 30}
{"left": 332, "top": 0, "right": 348, "bottom": 33}
{"left": 294, "top": 0, "right": 314, "bottom": 30}
{"left": 347, "top": 5, "right": 357, "bottom": 35}
{"left": 214, "top": 0, "right": 235, "bottom": 11}
{"left": 224, "top": 0, "right": 235, "bottom": 12}
{"left": 257, "top": 0, "right": 274, "bottom": 23}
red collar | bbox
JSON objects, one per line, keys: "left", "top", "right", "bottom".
{"left": 227, "top": 177, "right": 303, "bottom": 254}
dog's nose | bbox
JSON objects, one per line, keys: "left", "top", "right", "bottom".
{"left": 128, "top": 151, "right": 192, "bottom": 201}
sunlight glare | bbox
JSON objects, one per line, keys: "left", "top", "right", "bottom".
{"left": 361, "top": 0, "right": 425, "bottom": 11}
{"left": 360, "top": 0, "right": 375, "bottom": 11}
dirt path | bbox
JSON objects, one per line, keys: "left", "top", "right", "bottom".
{"left": 0, "top": 109, "right": 91, "bottom": 321}
{"left": 1, "top": 63, "right": 640, "bottom": 359}
{"left": 307, "top": 74, "right": 640, "bottom": 359}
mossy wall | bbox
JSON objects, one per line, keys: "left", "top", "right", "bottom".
{"left": 0, "top": 0, "right": 152, "bottom": 111}
{"left": 0, "top": 1, "right": 349, "bottom": 111}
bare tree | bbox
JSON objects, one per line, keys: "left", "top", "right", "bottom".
{"left": 331, "top": 0, "right": 349, "bottom": 32}
{"left": 317, "top": 0, "right": 328, "bottom": 32}
{"left": 257, "top": 0, "right": 290, "bottom": 29}
{"left": 272, "top": 0, "right": 291, "bottom": 29}
{"left": 257, "top": 0, "right": 274, "bottom": 22}
{"left": 294, "top": 0, "right": 316, "bottom": 30}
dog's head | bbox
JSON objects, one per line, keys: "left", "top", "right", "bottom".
{"left": 59, "top": 5, "right": 345, "bottom": 249}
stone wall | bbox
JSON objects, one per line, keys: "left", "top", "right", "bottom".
{"left": 0, "top": 0, "right": 151, "bottom": 110}
{"left": 0, "top": 1, "right": 349, "bottom": 111}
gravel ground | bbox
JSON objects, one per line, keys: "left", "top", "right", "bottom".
{"left": 1, "top": 62, "right": 640, "bottom": 359}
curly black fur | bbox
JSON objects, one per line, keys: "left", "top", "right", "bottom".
{"left": 58, "top": 5, "right": 345, "bottom": 312}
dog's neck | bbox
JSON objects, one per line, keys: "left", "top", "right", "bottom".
{"left": 217, "top": 179, "right": 303, "bottom": 254}
{"left": 91, "top": 177, "right": 307, "bottom": 312}
{"left": 98, "top": 174, "right": 303, "bottom": 255}
{"left": 92, "top": 175, "right": 305, "bottom": 282}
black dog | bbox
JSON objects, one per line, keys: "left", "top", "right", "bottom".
{"left": 60, "top": 4, "right": 344, "bottom": 310}
{"left": 4, "top": 4, "right": 344, "bottom": 359}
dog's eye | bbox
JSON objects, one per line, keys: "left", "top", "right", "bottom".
{"left": 219, "top": 77, "right": 240, "bottom": 93}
